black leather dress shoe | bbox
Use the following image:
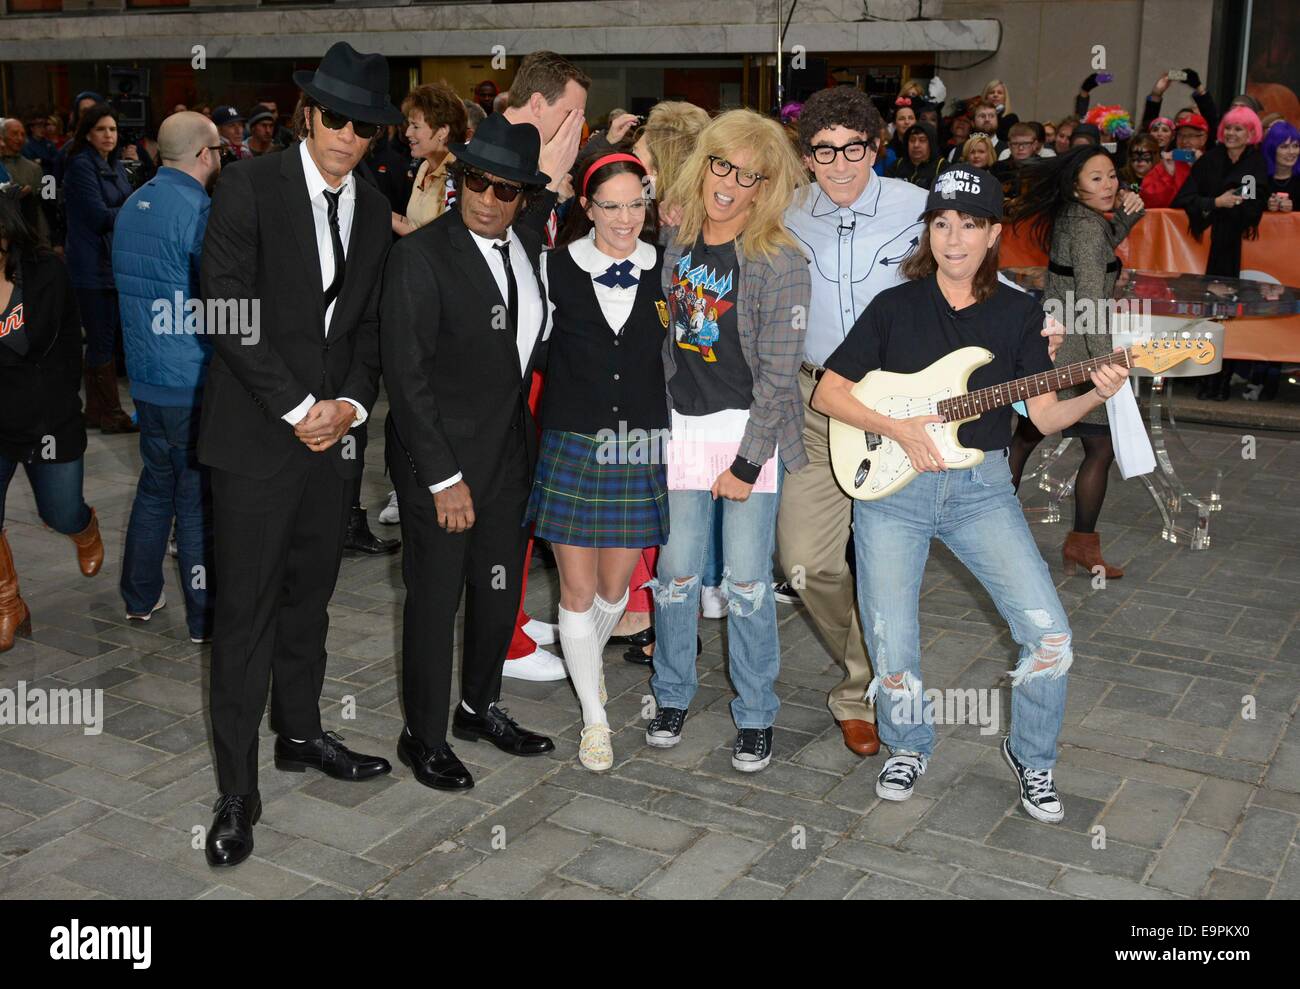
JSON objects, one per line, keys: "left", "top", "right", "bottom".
{"left": 397, "top": 729, "right": 474, "bottom": 790}
{"left": 608, "top": 626, "right": 655, "bottom": 648}
{"left": 205, "top": 791, "right": 261, "bottom": 868}
{"left": 452, "top": 703, "right": 554, "bottom": 756}
{"left": 274, "top": 731, "right": 392, "bottom": 780}
{"left": 623, "top": 635, "right": 702, "bottom": 666}
{"left": 344, "top": 506, "right": 400, "bottom": 555}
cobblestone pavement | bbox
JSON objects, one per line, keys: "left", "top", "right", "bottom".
{"left": 1, "top": 394, "right": 1297, "bottom": 900}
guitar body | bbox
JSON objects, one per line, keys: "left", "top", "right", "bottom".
{"left": 828, "top": 346, "right": 992, "bottom": 501}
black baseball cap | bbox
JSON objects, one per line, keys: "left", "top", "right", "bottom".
{"left": 923, "top": 166, "right": 1003, "bottom": 220}
{"left": 212, "top": 105, "right": 245, "bottom": 127}
{"left": 245, "top": 105, "right": 275, "bottom": 128}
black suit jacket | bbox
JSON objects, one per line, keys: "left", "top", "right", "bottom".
{"left": 197, "top": 146, "right": 388, "bottom": 479}
{"left": 380, "top": 209, "right": 545, "bottom": 503}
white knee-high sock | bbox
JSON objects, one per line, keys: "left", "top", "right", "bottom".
{"left": 591, "top": 589, "right": 629, "bottom": 650}
{"left": 558, "top": 604, "right": 607, "bottom": 727}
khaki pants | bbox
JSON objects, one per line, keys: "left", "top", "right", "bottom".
{"left": 776, "top": 366, "right": 875, "bottom": 723}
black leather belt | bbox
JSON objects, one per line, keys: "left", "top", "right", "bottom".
{"left": 800, "top": 361, "right": 825, "bottom": 382}
{"left": 1048, "top": 257, "right": 1121, "bottom": 277}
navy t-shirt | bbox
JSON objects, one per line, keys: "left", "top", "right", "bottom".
{"left": 824, "top": 274, "right": 1052, "bottom": 451}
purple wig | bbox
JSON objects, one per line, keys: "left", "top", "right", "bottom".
{"left": 1262, "top": 120, "right": 1300, "bottom": 177}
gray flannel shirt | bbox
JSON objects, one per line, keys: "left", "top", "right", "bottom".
{"left": 661, "top": 229, "right": 813, "bottom": 474}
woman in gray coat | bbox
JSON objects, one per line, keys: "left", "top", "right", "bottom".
{"left": 1008, "top": 146, "right": 1145, "bottom": 578}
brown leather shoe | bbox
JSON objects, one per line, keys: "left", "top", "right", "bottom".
{"left": 87, "top": 362, "right": 137, "bottom": 434}
{"left": 0, "top": 529, "right": 32, "bottom": 652}
{"left": 839, "top": 719, "right": 880, "bottom": 757}
{"left": 1062, "top": 530, "right": 1123, "bottom": 579}
{"left": 69, "top": 507, "right": 105, "bottom": 577}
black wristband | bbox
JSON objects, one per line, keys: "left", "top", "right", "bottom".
{"left": 729, "top": 455, "right": 762, "bottom": 485}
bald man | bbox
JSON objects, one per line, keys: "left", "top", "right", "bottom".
{"left": 0, "top": 117, "right": 49, "bottom": 244}
{"left": 112, "top": 111, "right": 224, "bottom": 644}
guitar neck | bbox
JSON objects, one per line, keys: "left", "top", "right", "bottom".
{"left": 936, "top": 348, "right": 1132, "bottom": 421}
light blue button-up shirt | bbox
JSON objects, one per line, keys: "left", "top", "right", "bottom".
{"left": 784, "top": 173, "right": 928, "bottom": 367}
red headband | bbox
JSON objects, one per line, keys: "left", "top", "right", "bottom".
{"left": 581, "top": 152, "right": 643, "bottom": 198}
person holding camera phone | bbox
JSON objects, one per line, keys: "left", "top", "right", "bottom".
{"left": 1140, "top": 114, "right": 1210, "bottom": 208}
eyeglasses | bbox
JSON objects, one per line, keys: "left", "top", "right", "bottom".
{"left": 1009, "top": 140, "right": 1037, "bottom": 149}
{"left": 808, "top": 140, "right": 871, "bottom": 165}
{"left": 196, "top": 145, "right": 223, "bottom": 158}
{"left": 1129, "top": 152, "right": 1155, "bottom": 162}
{"left": 707, "top": 155, "right": 767, "bottom": 187}
{"left": 316, "top": 107, "right": 379, "bottom": 140}
{"left": 591, "top": 198, "right": 648, "bottom": 216}
{"left": 461, "top": 167, "right": 525, "bottom": 203}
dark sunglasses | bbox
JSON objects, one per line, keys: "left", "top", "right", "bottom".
{"left": 1129, "top": 152, "right": 1155, "bottom": 162}
{"left": 461, "top": 167, "right": 525, "bottom": 203}
{"left": 317, "top": 107, "right": 379, "bottom": 140}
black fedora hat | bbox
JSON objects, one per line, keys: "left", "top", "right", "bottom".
{"left": 293, "top": 42, "right": 403, "bottom": 126}
{"left": 448, "top": 113, "right": 551, "bottom": 187}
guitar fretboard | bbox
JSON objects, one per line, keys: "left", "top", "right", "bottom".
{"left": 936, "top": 348, "right": 1132, "bottom": 422}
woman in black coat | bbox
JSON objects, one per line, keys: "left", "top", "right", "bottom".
{"left": 1173, "top": 106, "right": 1270, "bottom": 399}
{"left": 62, "top": 102, "right": 137, "bottom": 433}
{"left": 0, "top": 192, "right": 105, "bottom": 652}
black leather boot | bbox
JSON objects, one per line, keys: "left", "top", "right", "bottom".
{"left": 344, "top": 506, "right": 400, "bottom": 555}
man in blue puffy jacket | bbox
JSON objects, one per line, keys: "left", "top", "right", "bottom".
{"left": 113, "top": 111, "right": 223, "bottom": 642}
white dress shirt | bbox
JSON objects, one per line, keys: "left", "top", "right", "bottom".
{"left": 281, "top": 140, "right": 367, "bottom": 428}
{"left": 540, "top": 230, "right": 657, "bottom": 337}
{"left": 430, "top": 225, "right": 545, "bottom": 494}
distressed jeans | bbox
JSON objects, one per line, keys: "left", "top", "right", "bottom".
{"left": 651, "top": 468, "right": 783, "bottom": 729}
{"left": 852, "top": 451, "right": 1071, "bottom": 769}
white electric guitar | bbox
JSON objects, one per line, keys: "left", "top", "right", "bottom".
{"left": 828, "top": 337, "right": 1216, "bottom": 501}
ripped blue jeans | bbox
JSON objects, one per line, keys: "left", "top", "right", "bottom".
{"left": 853, "top": 451, "right": 1071, "bottom": 769}
{"left": 650, "top": 468, "right": 782, "bottom": 729}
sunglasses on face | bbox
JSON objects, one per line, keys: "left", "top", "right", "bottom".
{"left": 1130, "top": 152, "right": 1155, "bottom": 162}
{"left": 317, "top": 107, "right": 379, "bottom": 140}
{"left": 461, "top": 167, "right": 525, "bottom": 202}
{"left": 707, "top": 155, "right": 767, "bottom": 187}
{"left": 808, "top": 140, "right": 871, "bottom": 165}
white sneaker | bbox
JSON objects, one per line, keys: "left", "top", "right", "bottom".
{"left": 501, "top": 646, "right": 568, "bottom": 682}
{"left": 875, "top": 752, "right": 927, "bottom": 801}
{"left": 126, "top": 593, "right": 166, "bottom": 622}
{"left": 700, "top": 585, "right": 728, "bottom": 619}
{"left": 522, "top": 617, "right": 558, "bottom": 646}
{"left": 378, "top": 490, "right": 400, "bottom": 525}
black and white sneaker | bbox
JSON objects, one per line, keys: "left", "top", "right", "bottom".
{"left": 1002, "top": 736, "right": 1064, "bottom": 823}
{"left": 731, "top": 727, "right": 773, "bottom": 772}
{"left": 772, "top": 581, "right": 802, "bottom": 605}
{"left": 875, "top": 752, "right": 927, "bottom": 801}
{"left": 645, "top": 707, "right": 687, "bottom": 748}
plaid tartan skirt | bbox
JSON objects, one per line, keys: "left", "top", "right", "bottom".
{"left": 526, "top": 430, "right": 669, "bottom": 548}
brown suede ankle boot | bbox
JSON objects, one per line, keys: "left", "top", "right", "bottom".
{"left": 0, "top": 529, "right": 32, "bottom": 652}
{"left": 1062, "top": 531, "right": 1124, "bottom": 579}
{"left": 69, "top": 507, "right": 105, "bottom": 577}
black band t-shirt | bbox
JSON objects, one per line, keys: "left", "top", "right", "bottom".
{"left": 824, "top": 274, "right": 1052, "bottom": 452}
{"left": 666, "top": 237, "right": 753, "bottom": 416}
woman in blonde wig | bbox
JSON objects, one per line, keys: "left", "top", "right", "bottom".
{"left": 644, "top": 109, "right": 812, "bottom": 774}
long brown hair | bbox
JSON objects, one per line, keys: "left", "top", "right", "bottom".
{"left": 899, "top": 209, "right": 1003, "bottom": 303}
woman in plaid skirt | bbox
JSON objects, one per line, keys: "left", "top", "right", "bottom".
{"left": 526, "top": 151, "right": 669, "bottom": 771}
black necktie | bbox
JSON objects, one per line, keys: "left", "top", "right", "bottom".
{"left": 493, "top": 241, "right": 518, "bottom": 336}
{"left": 322, "top": 188, "right": 346, "bottom": 313}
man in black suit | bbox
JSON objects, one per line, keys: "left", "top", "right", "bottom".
{"left": 381, "top": 114, "right": 556, "bottom": 790}
{"left": 198, "top": 43, "right": 403, "bottom": 867}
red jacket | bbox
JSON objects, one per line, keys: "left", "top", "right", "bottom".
{"left": 1141, "top": 160, "right": 1192, "bottom": 209}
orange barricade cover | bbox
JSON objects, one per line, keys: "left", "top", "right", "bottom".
{"left": 999, "top": 209, "right": 1300, "bottom": 361}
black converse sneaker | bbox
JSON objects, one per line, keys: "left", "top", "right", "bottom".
{"left": 875, "top": 752, "right": 927, "bottom": 801}
{"left": 731, "top": 727, "right": 773, "bottom": 772}
{"left": 1002, "top": 736, "right": 1064, "bottom": 823}
{"left": 645, "top": 707, "right": 687, "bottom": 748}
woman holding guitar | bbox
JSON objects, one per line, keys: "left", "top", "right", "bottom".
{"left": 812, "top": 166, "right": 1128, "bottom": 823}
